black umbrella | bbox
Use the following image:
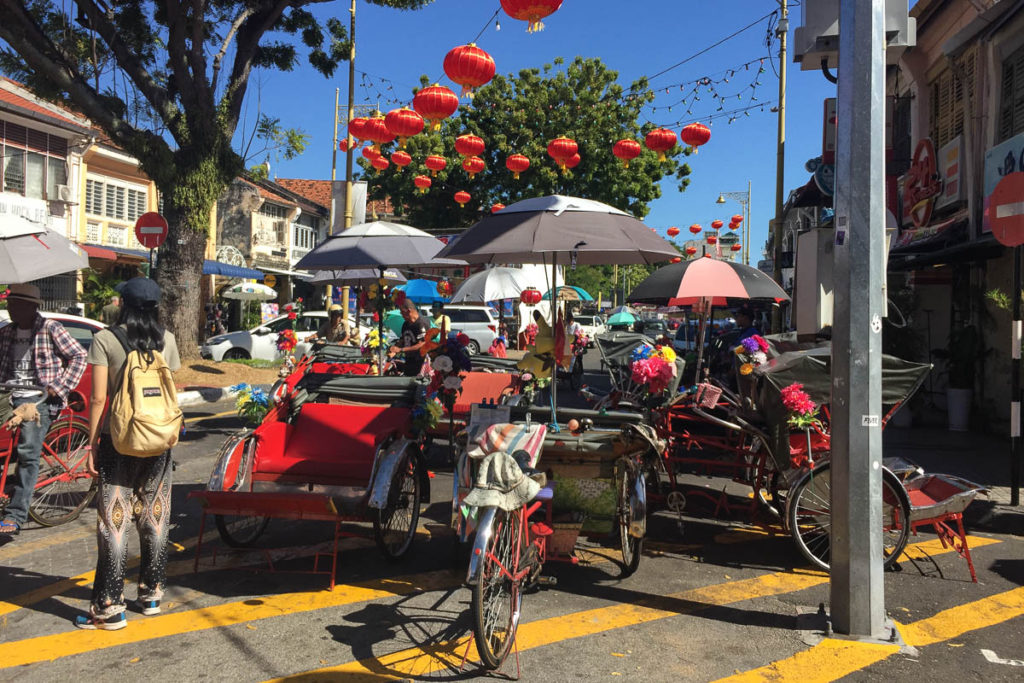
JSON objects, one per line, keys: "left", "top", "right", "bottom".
{"left": 628, "top": 257, "right": 790, "bottom": 306}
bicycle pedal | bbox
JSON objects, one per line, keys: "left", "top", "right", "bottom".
{"left": 536, "top": 575, "right": 557, "bottom": 588}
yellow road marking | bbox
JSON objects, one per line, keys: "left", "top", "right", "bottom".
{"left": 0, "top": 523, "right": 94, "bottom": 561}
{"left": 0, "top": 570, "right": 459, "bottom": 669}
{"left": 716, "top": 584, "right": 1024, "bottom": 682}
{"left": 267, "top": 569, "right": 833, "bottom": 681}
{"left": 896, "top": 534, "right": 1001, "bottom": 562}
{"left": 184, "top": 410, "right": 237, "bottom": 424}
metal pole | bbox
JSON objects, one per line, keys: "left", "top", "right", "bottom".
{"left": 746, "top": 180, "right": 752, "bottom": 266}
{"left": 341, "top": 0, "right": 357, "bottom": 324}
{"left": 831, "top": 0, "right": 887, "bottom": 637}
{"left": 771, "top": 0, "right": 788, "bottom": 332}
{"left": 328, "top": 88, "right": 340, "bottom": 312}
{"left": 1012, "top": 246, "right": 1021, "bottom": 506}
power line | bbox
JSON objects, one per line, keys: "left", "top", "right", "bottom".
{"left": 646, "top": 11, "right": 777, "bottom": 83}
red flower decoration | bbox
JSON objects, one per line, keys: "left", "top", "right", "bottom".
{"left": 457, "top": 333, "right": 471, "bottom": 347}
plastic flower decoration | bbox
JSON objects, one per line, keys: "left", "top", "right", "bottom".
{"left": 734, "top": 334, "right": 769, "bottom": 375}
{"left": 231, "top": 383, "right": 270, "bottom": 425}
{"left": 276, "top": 328, "right": 298, "bottom": 352}
{"left": 425, "top": 334, "right": 473, "bottom": 413}
{"left": 571, "top": 331, "right": 590, "bottom": 356}
{"left": 780, "top": 383, "right": 821, "bottom": 430}
{"left": 524, "top": 323, "right": 539, "bottom": 346}
{"left": 361, "top": 328, "right": 382, "bottom": 356}
{"left": 630, "top": 343, "right": 677, "bottom": 394}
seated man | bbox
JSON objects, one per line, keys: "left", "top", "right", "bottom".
{"left": 305, "top": 305, "right": 352, "bottom": 346}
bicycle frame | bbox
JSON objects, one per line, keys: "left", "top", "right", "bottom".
{"left": 0, "top": 411, "right": 89, "bottom": 509}
{"left": 466, "top": 499, "right": 546, "bottom": 587}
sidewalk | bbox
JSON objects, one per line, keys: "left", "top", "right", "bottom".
{"left": 884, "top": 425, "right": 1024, "bottom": 536}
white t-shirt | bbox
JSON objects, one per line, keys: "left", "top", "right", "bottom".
{"left": 10, "top": 327, "right": 42, "bottom": 399}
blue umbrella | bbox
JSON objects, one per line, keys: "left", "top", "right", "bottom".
{"left": 396, "top": 278, "right": 450, "bottom": 304}
{"left": 607, "top": 311, "right": 636, "bottom": 327}
{"left": 543, "top": 285, "right": 594, "bottom": 301}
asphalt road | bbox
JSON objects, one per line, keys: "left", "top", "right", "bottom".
{"left": 1, "top": 384, "right": 1023, "bottom": 682}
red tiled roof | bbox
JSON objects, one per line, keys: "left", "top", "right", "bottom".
{"left": 241, "top": 178, "right": 296, "bottom": 206}
{"left": 276, "top": 178, "right": 331, "bottom": 208}
{"left": 0, "top": 77, "right": 88, "bottom": 130}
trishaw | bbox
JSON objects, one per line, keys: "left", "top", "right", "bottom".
{"left": 451, "top": 402, "right": 663, "bottom": 670}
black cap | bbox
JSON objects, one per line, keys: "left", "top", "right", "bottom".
{"left": 116, "top": 277, "right": 161, "bottom": 308}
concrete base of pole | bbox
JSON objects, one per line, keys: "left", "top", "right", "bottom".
{"left": 795, "top": 607, "right": 916, "bottom": 653}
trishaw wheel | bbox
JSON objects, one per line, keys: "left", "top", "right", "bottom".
{"left": 373, "top": 454, "right": 421, "bottom": 560}
{"left": 787, "top": 462, "right": 911, "bottom": 571}
{"left": 215, "top": 515, "right": 270, "bottom": 547}
{"left": 472, "top": 507, "right": 522, "bottom": 670}
{"left": 29, "top": 420, "right": 97, "bottom": 526}
{"left": 617, "top": 461, "right": 643, "bottom": 577}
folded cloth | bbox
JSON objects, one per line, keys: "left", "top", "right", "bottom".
{"left": 467, "top": 422, "right": 547, "bottom": 469}
{"left": 463, "top": 450, "right": 541, "bottom": 511}
{"left": 6, "top": 402, "right": 40, "bottom": 428}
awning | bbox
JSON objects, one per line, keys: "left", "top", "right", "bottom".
{"left": 203, "top": 260, "right": 264, "bottom": 279}
{"left": 259, "top": 265, "right": 313, "bottom": 281}
{"left": 889, "top": 212, "right": 968, "bottom": 252}
{"left": 81, "top": 244, "right": 117, "bottom": 261}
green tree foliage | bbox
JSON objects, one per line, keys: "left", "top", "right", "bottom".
{"left": 0, "top": 0, "right": 432, "bottom": 355}
{"left": 362, "top": 56, "right": 692, "bottom": 232}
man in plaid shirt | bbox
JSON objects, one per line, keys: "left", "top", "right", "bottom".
{"left": 0, "top": 284, "right": 87, "bottom": 536}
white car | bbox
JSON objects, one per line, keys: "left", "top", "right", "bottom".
{"left": 573, "top": 314, "right": 606, "bottom": 346}
{"left": 441, "top": 304, "right": 499, "bottom": 355}
{"left": 201, "top": 311, "right": 369, "bottom": 361}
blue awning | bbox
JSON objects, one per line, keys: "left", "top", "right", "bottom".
{"left": 203, "top": 260, "right": 264, "bottom": 279}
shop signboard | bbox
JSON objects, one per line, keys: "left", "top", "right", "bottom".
{"left": 983, "top": 131, "right": 1024, "bottom": 234}
{"left": 934, "top": 135, "right": 964, "bottom": 211}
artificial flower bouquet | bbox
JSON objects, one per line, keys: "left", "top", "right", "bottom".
{"left": 231, "top": 383, "right": 270, "bottom": 425}
{"left": 629, "top": 343, "right": 678, "bottom": 395}
{"left": 523, "top": 323, "right": 539, "bottom": 347}
{"left": 426, "top": 332, "right": 473, "bottom": 413}
{"left": 780, "top": 382, "right": 829, "bottom": 469}
{"left": 734, "top": 334, "right": 770, "bottom": 376}
{"left": 571, "top": 332, "right": 590, "bottom": 356}
{"left": 276, "top": 328, "right": 298, "bottom": 353}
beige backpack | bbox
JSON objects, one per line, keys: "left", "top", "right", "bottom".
{"left": 108, "top": 327, "right": 183, "bottom": 456}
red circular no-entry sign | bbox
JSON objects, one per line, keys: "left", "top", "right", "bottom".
{"left": 134, "top": 212, "right": 168, "bottom": 249}
{"left": 991, "top": 172, "right": 1024, "bottom": 247}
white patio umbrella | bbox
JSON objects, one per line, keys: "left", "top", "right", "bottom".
{"left": 449, "top": 266, "right": 535, "bottom": 303}
{"left": 0, "top": 213, "right": 88, "bottom": 283}
{"left": 220, "top": 282, "right": 278, "bottom": 301}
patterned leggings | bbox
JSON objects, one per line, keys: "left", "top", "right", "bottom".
{"left": 91, "top": 436, "right": 172, "bottom": 618}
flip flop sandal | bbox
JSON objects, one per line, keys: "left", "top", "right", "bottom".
{"left": 0, "top": 520, "right": 19, "bottom": 535}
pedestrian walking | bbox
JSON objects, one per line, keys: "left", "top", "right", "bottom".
{"left": 78, "top": 277, "right": 181, "bottom": 630}
{"left": 0, "top": 284, "right": 87, "bottom": 537}
{"left": 99, "top": 295, "right": 121, "bottom": 326}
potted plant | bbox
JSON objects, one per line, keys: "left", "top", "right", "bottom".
{"left": 932, "top": 324, "right": 989, "bottom": 431}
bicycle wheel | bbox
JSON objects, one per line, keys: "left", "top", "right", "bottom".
{"left": 472, "top": 506, "right": 523, "bottom": 670}
{"left": 29, "top": 420, "right": 97, "bottom": 526}
{"left": 788, "top": 462, "right": 911, "bottom": 571}
{"left": 373, "top": 453, "right": 421, "bottom": 560}
{"left": 617, "top": 460, "right": 643, "bottom": 577}
{"left": 215, "top": 514, "right": 270, "bottom": 547}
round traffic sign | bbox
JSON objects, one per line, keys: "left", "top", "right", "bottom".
{"left": 264, "top": 274, "right": 278, "bottom": 288}
{"left": 991, "top": 172, "right": 1024, "bottom": 247}
{"left": 134, "top": 212, "right": 169, "bottom": 249}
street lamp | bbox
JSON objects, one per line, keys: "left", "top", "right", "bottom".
{"left": 715, "top": 182, "right": 751, "bottom": 265}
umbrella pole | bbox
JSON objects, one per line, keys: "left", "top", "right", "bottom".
{"left": 693, "top": 298, "right": 711, "bottom": 383}
{"left": 549, "top": 256, "right": 559, "bottom": 429}
{"left": 378, "top": 266, "right": 385, "bottom": 377}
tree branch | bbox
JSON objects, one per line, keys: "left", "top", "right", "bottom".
{"left": 163, "top": 1, "right": 200, "bottom": 114}
{"left": 188, "top": 0, "right": 211, "bottom": 106}
{"left": 212, "top": 6, "right": 254, "bottom": 95}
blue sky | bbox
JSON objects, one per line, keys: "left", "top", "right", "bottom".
{"left": 256, "top": 0, "right": 837, "bottom": 260}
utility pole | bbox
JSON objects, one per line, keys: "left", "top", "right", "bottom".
{"left": 771, "top": 0, "right": 788, "bottom": 332}
{"left": 328, "top": 88, "right": 340, "bottom": 312}
{"left": 831, "top": 0, "right": 887, "bottom": 638}
{"left": 340, "top": 0, "right": 358, "bottom": 324}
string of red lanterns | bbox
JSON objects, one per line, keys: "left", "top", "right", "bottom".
{"left": 462, "top": 155, "right": 485, "bottom": 177}
{"left": 413, "top": 175, "right": 431, "bottom": 194}
{"left": 679, "top": 122, "right": 711, "bottom": 153}
{"left": 711, "top": 219, "right": 724, "bottom": 230}
{"left": 455, "top": 134, "right": 485, "bottom": 157}
{"left": 384, "top": 108, "right": 424, "bottom": 149}
{"left": 688, "top": 224, "right": 702, "bottom": 234}
{"left": 666, "top": 226, "right": 680, "bottom": 237}
{"left": 491, "top": 203, "right": 506, "bottom": 213}
{"left": 547, "top": 136, "right": 577, "bottom": 172}
{"left": 424, "top": 155, "right": 447, "bottom": 177}
{"left": 644, "top": 128, "right": 676, "bottom": 161}
{"left": 390, "top": 150, "right": 412, "bottom": 169}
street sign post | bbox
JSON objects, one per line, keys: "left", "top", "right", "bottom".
{"left": 134, "top": 212, "right": 168, "bottom": 273}
{"left": 264, "top": 274, "right": 278, "bottom": 288}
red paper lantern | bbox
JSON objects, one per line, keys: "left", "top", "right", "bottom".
{"left": 339, "top": 138, "right": 360, "bottom": 152}
{"left": 392, "top": 289, "right": 406, "bottom": 307}
{"left": 424, "top": 155, "right": 447, "bottom": 177}
{"left": 492, "top": 203, "right": 506, "bottom": 213}
{"left": 348, "top": 117, "right": 369, "bottom": 140}
{"left": 384, "top": 108, "right": 424, "bottom": 149}
{"left": 667, "top": 226, "right": 680, "bottom": 237}
{"left": 730, "top": 243, "right": 743, "bottom": 252}
{"left": 679, "top": 122, "right": 711, "bottom": 152}
{"left": 443, "top": 44, "right": 495, "bottom": 98}
{"left": 362, "top": 146, "right": 380, "bottom": 161}
{"left": 688, "top": 224, "right": 702, "bottom": 234}
{"left": 520, "top": 287, "right": 543, "bottom": 304}
{"left": 613, "top": 139, "right": 642, "bottom": 168}
{"left": 685, "top": 246, "right": 698, "bottom": 256}
{"left": 437, "top": 279, "right": 453, "bottom": 297}
{"left": 707, "top": 235, "right": 718, "bottom": 245}
{"left": 362, "top": 116, "right": 395, "bottom": 153}
{"left": 454, "top": 190, "right": 471, "bottom": 207}
{"left": 565, "top": 153, "right": 581, "bottom": 171}
{"left": 455, "top": 134, "right": 485, "bottom": 157}
{"left": 413, "top": 175, "right": 432, "bottom": 194}
{"left": 462, "top": 155, "right": 485, "bottom": 177}
{"left": 547, "top": 136, "right": 577, "bottom": 171}
{"left": 501, "top": 0, "right": 563, "bottom": 32}
{"left": 711, "top": 219, "right": 724, "bottom": 230}
{"left": 391, "top": 150, "right": 412, "bottom": 169}
{"left": 506, "top": 153, "right": 530, "bottom": 179}
{"left": 371, "top": 156, "right": 389, "bottom": 171}
{"left": 670, "top": 256, "right": 682, "bottom": 263}
{"left": 413, "top": 84, "right": 459, "bottom": 131}
{"left": 731, "top": 214, "right": 744, "bottom": 224}
{"left": 644, "top": 128, "right": 677, "bottom": 161}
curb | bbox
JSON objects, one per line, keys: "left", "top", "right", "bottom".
{"left": 176, "top": 386, "right": 238, "bottom": 407}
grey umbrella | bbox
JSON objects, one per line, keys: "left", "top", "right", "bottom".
{"left": 0, "top": 214, "right": 89, "bottom": 283}
{"left": 437, "top": 195, "right": 680, "bottom": 425}
{"left": 309, "top": 268, "right": 406, "bottom": 287}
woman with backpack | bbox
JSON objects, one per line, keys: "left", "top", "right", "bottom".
{"left": 79, "top": 277, "right": 182, "bottom": 631}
